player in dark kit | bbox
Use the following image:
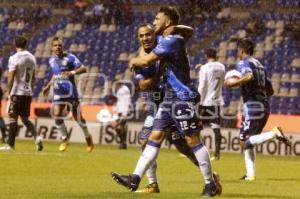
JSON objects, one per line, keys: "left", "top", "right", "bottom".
{"left": 133, "top": 23, "right": 199, "bottom": 193}
{"left": 225, "top": 38, "right": 291, "bottom": 181}
{"left": 112, "top": 7, "right": 222, "bottom": 197}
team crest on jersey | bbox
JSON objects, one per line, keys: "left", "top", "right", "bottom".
{"left": 62, "top": 58, "right": 68, "bottom": 66}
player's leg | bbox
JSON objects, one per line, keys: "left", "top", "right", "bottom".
{"left": 112, "top": 130, "right": 166, "bottom": 191}
{"left": 53, "top": 103, "right": 69, "bottom": 151}
{"left": 136, "top": 118, "right": 160, "bottom": 193}
{"left": 171, "top": 135, "right": 198, "bottom": 167}
{"left": 0, "top": 116, "right": 6, "bottom": 143}
{"left": 115, "top": 118, "right": 128, "bottom": 149}
{"left": 71, "top": 100, "right": 93, "bottom": 152}
{"left": 0, "top": 95, "right": 19, "bottom": 150}
{"left": 174, "top": 101, "right": 221, "bottom": 197}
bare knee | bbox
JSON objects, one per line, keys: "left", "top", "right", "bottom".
{"left": 185, "top": 132, "right": 202, "bottom": 148}
{"left": 148, "top": 131, "right": 165, "bottom": 145}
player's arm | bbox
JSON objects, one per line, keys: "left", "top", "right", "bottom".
{"left": 174, "top": 25, "right": 194, "bottom": 41}
{"left": 31, "top": 69, "right": 35, "bottom": 91}
{"left": 129, "top": 52, "right": 159, "bottom": 70}
{"left": 224, "top": 72, "right": 253, "bottom": 88}
{"left": 198, "top": 68, "right": 207, "bottom": 103}
{"left": 7, "top": 57, "right": 16, "bottom": 95}
{"left": 7, "top": 70, "right": 15, "bottom": 95}
{"left": 42, "top": 76, "right": 54, "bottom": 96}
{"left": 138, "top": 78, "right": 153, "bottom": 91}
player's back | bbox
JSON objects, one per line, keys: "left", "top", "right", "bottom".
{"left": 200, "top": 61, "right": 225, "bottom": 106}
{"left": 8, "top": 50, "right": 36, "bottom": 96}
{"left": 153, "top": 34, "right": 195, "bottom": 101}
{"left": 237, "top": 57, "right": 268, "bottom": 102}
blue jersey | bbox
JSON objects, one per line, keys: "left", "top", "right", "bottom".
{"left": 49, "top": 53, "right": 81, "bottom": 100}
{"left": 152, "top": 35, "right": 197, "bottom": 101}
{"left": 236, "top": 57, "right": 271, "bottom": 103}
{"left": 133, "top": 62, "right": 163, "bottom": 108}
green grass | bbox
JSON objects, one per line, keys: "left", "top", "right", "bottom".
{"left": 0, "top": 140, "right": 299, "bottom": 199}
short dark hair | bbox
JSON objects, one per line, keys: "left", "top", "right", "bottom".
{"left": 52, "top": 36, "right": 62, "bottom": 44}
{"left": 237, "top": 38, "right": 254, "bottom": 55}
{"left": 158, "top": 6, "right": 180, "bottom": 25}
{"left": 14, "top": 36, "right": 27, "bottom": 48}
{"left": 205, "top": 48, "right": 217, "bottom": 59}
{"left": 136, "top": 23, "right": 155, "bottom": 34}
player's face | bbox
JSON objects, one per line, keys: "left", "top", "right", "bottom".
{"left": 153, "top": 12, "right": 169, "bottom": 34}
{"left": 52, "top": 40, "right": 63, "bottom": 56}
{"left": 137, "top": 26, "right": 155, "bottom": 51}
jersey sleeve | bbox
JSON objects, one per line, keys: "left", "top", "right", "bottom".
{"left": 8, "top": 56, "right": 17, "bottom": 72}
{"left": 152, "top": 36, "right": 178, "bottom": 57}
{"left": 236, "top": 60, "right": 252, "bottom": 76}
{"left": 69, "top": 54, "right": 82, "bottom": 69}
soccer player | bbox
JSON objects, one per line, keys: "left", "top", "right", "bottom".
{"left": 0, "top": 36, "right": 43, "bottom": 151}
{"left": 42, "top": 37, "right": 93, "bottom": 152}
{"left": 111, "top": 7, "right": 222, "bottom": 197}
{"left": 114, "top": 81, "right": 131, "bottom": 149}
{"left": 224, "top": 38, "right": 291, "bottom": 181}
{"left": 133, "top": 23, "right": 199, "bottom": 193}
{"left": 0, "top": 66, "right": 6, "bottom": 143}
{"left": 197, "top": 48, "right": 225, "bottom": 160}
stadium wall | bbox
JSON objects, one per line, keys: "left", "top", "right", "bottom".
{"left": 5, "top": 118, "right": 300, "bottom": 157}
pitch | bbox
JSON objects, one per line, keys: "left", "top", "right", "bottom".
{"left": 0, "top": 140, "right": 299, "bottom": 199}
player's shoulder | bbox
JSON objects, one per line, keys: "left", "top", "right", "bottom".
{"left": 159, "top": 34, "right": 181, "bottom": 44}
{"left": 237, "top": 59, "right": 250, "bottom": 68}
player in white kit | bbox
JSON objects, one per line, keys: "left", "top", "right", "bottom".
{"left": 0, "top": 36, "right": 43, "bottom": 151}
{"left": 198, "top": 48, "right": 225, "bottom": 160}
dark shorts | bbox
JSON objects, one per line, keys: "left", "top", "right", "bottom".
{"left": 52, "top": 98, "right": 80, "bottom": 108}
{"left": 239, "top": 102, "right": 270, "bottom": 141}
{"left": 138, "top": 114, "right": 185, "bottom": 144}
{"left": 199, "top": 106, "right": 221, "bottom": 127}
{"left": 152, "top": 100, "right": 202, "bottom": 135}
{"left": 8, "top": 95, "right": 32, "bottom": 117}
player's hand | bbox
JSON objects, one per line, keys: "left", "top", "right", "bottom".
{"left": 129, "top": 58, "right": 137, "bottom": 71}
{"left": 164, "top": 25, "right": 176, "bottom": 35}
{"left": 61, "top": 71, "right": 72, "bottom": 78}
{"left": 42, "top": 87, "right": 50, "bottom": 96}
{"left": 195, "top": 64, "right": 202, "bottom": 69}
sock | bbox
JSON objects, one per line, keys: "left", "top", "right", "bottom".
{"left": 0, "top": 117, "right": 6, "bottom": 141}
{"left": 248, "top": 131, "right": 275, "bottom": 146}
{"left": 146, "top": 160, "right": 158, "bottom": 184}
{"left": 244, "top": 148, "right": 255, "bottom": 177}
{"left": 192, "top": 143, "right": 213, "bottom": 184}
{"left": 8, "top": 121, "right": 18, "bottom": 148}
{"left": 22, "top": 119, "right": 37, "bottom": 139}
{"left": 212, "top": 127, "right": 221, "bottom": 157}
{"left": 133, "top": 141, "right": 160, "bottom": 178}
{"left": 79, "top": 123, "right": 90, "bottom": 138}
{"left": 56, "top": 122, "right": 68, "bottom": 140}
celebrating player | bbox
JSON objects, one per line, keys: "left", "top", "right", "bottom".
{"left": 42, "top": 37, "right": 94, "bottom": 152}
{"left": 224, "top": 38, "right": 291, "bottom": 180}
{"left": 112, "top": 7, "right": 222, "bottom": 197}
{"left": 133, "top": 23, "right": 199, "bottom": 193}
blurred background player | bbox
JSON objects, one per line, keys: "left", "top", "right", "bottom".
{"left": 197, "top": 48, "right": 225, "bottom": 160}
{"left": 0, "top": 35, "right": 43, "bottom": 151}
{"left": 113, "top": 81, "right": 131, "bottom": 149}
{"left": 42, "top": 37, "right": 93, "bottom": 152}
{"left": 112, "top": 6, "right": 222, "bottom": 197}
{"left": 0, "top": 66, "right": 6, "bottom": 143}
{"left": 225, "top": 38, "right": 291, "bottom": 181}
{"left": 134, "top": 23, "right": 199, "bottom": 193}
